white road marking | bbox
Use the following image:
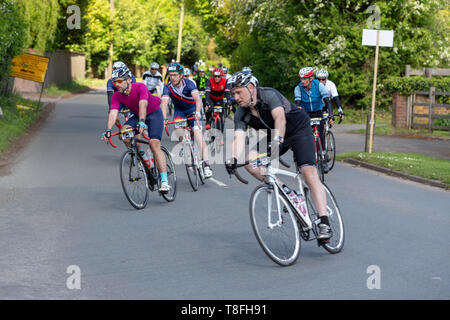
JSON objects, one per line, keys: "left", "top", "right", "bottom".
{"left": 209, "top": 178, "right": 228, "bottom": 188}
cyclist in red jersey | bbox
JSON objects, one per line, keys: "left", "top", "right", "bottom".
{"left": 205, "top": 67, "right": 231, "bottom": 124}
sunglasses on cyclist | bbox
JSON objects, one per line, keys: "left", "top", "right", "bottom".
{"left": 113, "top": 79, "right": 126, "bottom": 85}
{"left": 317, "top": 78, "right": 326, "bottom": 81}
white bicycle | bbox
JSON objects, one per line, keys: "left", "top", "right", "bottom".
{"left": 228, "top": 153, "right": 345, "bottom": 266}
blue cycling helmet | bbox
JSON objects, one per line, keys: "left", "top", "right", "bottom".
{"left": 168, "top": 63, "right": 184, "bottom": 73}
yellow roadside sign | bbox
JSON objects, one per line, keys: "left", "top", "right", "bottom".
{"left": 9, "top": 53, "right": 49, "bottom": 83}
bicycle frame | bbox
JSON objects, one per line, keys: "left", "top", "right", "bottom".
{"left": 108, "top": 128, "right": 159, "bottom": 188}
{"left": 233, "top": 155, "right": 315, "bottom": 231}
{"left": 258, "top": 161, "right": 314, "bottom": 231}
{"left": 165, "top": 116, "right": 205, "bottom": 171}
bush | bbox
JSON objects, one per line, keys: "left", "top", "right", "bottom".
{"left": 382, "top": 76, "right": 450, "bottom": 95}
{"left": 0, "top": 0, "right": 26, "bottom": 89}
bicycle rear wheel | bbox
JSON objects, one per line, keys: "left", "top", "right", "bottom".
{"left": 120, "top": 150, "right": 149, "bottom": 209}
{"left": 184, "top": 143, "right": 199, "bottom": 191}
{"left": 326, "top": 130, "right": 336, "bottom": 171}
{"left": 158, "top": 146, "right": 177, "bottom": 202}
{"left": 250, "top": 184, "right": 301, "bottom": 266}
{"left": 304, "top": 184, "right": 344, "bottom": 254}
{"left": 315, "top": 137, "right": 325, "bottom": 182}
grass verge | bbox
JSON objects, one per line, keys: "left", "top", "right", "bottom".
{"left": 336, "top": 151, "right": 450, "bottom": 187}
{"left": 350, "top": 125, "right": 450, "bottom": 140}
{"left": 0, "top": 94, "right": 44, "bottom": 154}
{"left": 45, "top": 78, "right": 107, "bottom": 96}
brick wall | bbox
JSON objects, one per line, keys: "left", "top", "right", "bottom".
{"left": 392, "top": 92, "right": 408, "bottom": 128}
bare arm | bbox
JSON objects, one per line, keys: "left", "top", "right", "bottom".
{"left": 271, "top": 106, "right": 286, "bottom": 140}
{"left": 232, "top": 129, "right": 247, "bottom": 164}
{"left": 191, "top": 90, "right": 203, "bottom": 118}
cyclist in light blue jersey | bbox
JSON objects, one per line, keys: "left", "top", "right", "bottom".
{"left": 294, "top": 67, "right": 334, "bottom": 173}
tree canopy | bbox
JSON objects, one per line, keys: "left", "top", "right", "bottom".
{"left": 2, "top": 0, "right": 449, "bottom": 109}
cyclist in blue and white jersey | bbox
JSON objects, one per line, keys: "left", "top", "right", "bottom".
{"left": 315, "top": 69, "right": 344, "bottom": 122}
{"left": 142, "top": 62, "right": 164, "bottom": 97}
{"left": 294, "top": 67, "right": 334, "bottom": 173}
{"left": 160, "top": 63, "right": 213, "bottom": 178}
{"left": 107, "top": 61, "right": 137, "bottom": 130}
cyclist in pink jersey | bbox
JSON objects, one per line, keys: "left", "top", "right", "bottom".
{"left": 101, "top": 66, "right": 170, "bottom": 193}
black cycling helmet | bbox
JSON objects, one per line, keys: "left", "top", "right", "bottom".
{"left": 167, "top": 63, "right": 184, "bottom": 73}
{"left": 228, "top": 71, "right": 258, "bottom": 90}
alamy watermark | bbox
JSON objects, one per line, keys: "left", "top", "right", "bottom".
{"left": 66, "top": 5, "right": 81, "bottom": 30}
{"left": 66, "top": 265, "right": 81, "bottom": 290}
{"left": 366, "top": 265, "right": 381, "bottom": 290}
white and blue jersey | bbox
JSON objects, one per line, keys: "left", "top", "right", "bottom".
{"left": 162, "top": 79, "right": 198, "bottom": 113}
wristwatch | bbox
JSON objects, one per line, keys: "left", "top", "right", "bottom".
{"left": 274, "top": 136, "right": 284, "bottom": 143}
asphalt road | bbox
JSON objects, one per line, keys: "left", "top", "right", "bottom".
{"left": 0, "top": 90, "right": 449, "bottom": 299}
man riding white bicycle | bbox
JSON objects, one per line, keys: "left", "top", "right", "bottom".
{"left": 225, "top": 71, "right": 332, "bottom": 240}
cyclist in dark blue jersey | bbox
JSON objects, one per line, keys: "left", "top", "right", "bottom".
{"left": 161, "top": 63, "right": 213, "bottom": 178}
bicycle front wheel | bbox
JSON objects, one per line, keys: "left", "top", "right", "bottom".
{"left": 326, "top": 131, "right": 336, "bottom": 171}
{"left": 304, "top": 184, "right": 344, "bottom": 254}
{"left": 250, "top": 184, "right": 301, "bottom": 266}
{"left": 120, "top": 150, "right": 149, "bottom": 209}
{"left": 184, "top": 143, "right": 199, "bottom": 191}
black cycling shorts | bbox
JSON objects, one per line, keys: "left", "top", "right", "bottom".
{"left": 280, "top": 123, "right": 316, "bottom": 168}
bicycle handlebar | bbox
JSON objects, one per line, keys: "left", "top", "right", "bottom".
{"left": 164, "top": 116, "right": 196, "bottom": 136}
{"left": 227, "top": 156, "right": 291, "bottom": 185}
{"left": 107, "top": 128, "right": 150, "bottom": 148}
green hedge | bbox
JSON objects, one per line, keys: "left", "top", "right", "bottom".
{"left": 0, "top": 0, "right": 26, "bottom": 88}
{"left": 382, "top": 76, "right": 450, "bottom": 95}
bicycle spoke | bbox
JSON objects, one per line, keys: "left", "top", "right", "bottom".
{"left": 250, "top": 185, "right": 300, "bottom": 266}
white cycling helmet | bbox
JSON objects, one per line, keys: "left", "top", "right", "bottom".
{"left": 111, "top": 66, "right": 131, "bottom": 80}
{"left": 229, "top": 71, "right": 258, "bottom": 90}
{"left": 113, "top": 61, "right": 126, "bottom": 70}
{"left": 184, "top": 68, "right": 191, "bottom": 76}
{"left": 299, "top": 67, "right": 314, "bottom": 78}
{"left": 150, "top": 62, "right": 159, "bottom": 69}
{"left": 316, "top": 69, "right": 329, "bottom": 79}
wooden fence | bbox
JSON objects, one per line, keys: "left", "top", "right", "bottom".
{"left": 410, "top": 87, "right": 450, "bottom": 131}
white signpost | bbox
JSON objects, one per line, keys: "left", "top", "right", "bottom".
{"left": 362, "top": 29, "right": 394, "bottom": 153}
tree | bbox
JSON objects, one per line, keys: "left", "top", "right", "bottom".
{"left": 0, "top": 0, "right": 27, "bottom": 89}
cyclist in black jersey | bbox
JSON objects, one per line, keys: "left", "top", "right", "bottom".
{"left": 225, "top": 72, "right": 332, "bottom": 240}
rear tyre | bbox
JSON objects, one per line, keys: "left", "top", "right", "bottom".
{"left": 184, "top": 144, "right": 199, "bottom": 191}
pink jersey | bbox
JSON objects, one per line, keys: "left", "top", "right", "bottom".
{"left": 110, "top": 82, "right": 161, "bottom": 115}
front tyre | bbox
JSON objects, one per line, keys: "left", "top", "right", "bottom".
{"left": 326, "top": 131, "right": 336, "bottom": 171}
{"left": 250, "top": 184, "right": 301, "bottom": 266}
{"left": 120, "top": 150, "right": 149, "bottom": 209}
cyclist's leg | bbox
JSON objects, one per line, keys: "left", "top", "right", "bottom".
{"left": 146, "top": 109, "right": 167, "bottom": 175}
{"left": 122, "top": 115, "right": 138, "bottom": 147}
{"left": 289, "top": 129, "right": 327, "bottom": 219}
{"left": 173, "top": 109, "right": 186, "bottom": 142}
{"left": 189, "top": 109, "right": 209, "bottom": 165}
